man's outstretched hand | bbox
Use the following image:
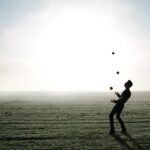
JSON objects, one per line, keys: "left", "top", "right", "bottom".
{"left": 111, "top": 99, "right": 118, "bottom": 103}
{"left": 115, "top": 92, "right": 121, "bottom": 98}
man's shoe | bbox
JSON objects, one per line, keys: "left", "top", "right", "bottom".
{"left": 109, "top": 130, "right": 115, "bottom": 134}
{"left": 122, "top": 129, "right": 127, "bottom": 133}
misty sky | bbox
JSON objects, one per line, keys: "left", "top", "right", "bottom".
{"left": 0, "top": 0, "right": 150, "bottom": 91}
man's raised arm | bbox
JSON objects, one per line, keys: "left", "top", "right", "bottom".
{"left": 115, "top": 92, "right": 121, "bottom": 98}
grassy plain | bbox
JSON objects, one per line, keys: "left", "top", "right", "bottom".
{"left": 0, "top": 92, "right": 150, "bottom": 150}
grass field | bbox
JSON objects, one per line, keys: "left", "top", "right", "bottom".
{"left": 0, "top": 92, "right": 150, "bottom": 150}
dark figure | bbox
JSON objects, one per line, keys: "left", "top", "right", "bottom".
{"left": 109, "top": 80, "right": 133, "bottom": 134}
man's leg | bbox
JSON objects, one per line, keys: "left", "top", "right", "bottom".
{"left": 116, "top": 107, "right": 126, "bottom": 133}
{"left": 109, "top": 106, "right": 117, "bottom": 133}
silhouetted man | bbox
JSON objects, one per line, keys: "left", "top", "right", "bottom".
{"left": 109, "top": 80, "right": 133, "bottom": 134}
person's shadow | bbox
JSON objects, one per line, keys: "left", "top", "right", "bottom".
{"left": 111, "top": 132, "right": 143, "bottom": 150}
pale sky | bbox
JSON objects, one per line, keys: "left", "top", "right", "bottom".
{"left": 0, "top": 0, "right": 150, "bottom": 91}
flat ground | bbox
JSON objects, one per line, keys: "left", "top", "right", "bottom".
{"left": 0, "top": 92, "right": 150, "bottom": 150}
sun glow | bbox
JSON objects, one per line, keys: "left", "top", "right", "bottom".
{"left": 33, "top": 9, "right": 123, "bottom": 91}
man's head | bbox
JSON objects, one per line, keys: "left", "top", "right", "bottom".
{"left": 124, "top": 80, "right": 133, "bottom": 89}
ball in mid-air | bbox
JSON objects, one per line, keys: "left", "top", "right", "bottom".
{"left": 116, "top": 71, "right": 120, "bottom": 74}
{"left": 112, "top": 52, "right": 115, "bottom": 55}
{"left": 110, "top": 86, "right": 113, "bottom": 90}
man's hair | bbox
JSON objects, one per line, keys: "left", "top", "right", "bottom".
{"left": 127, "top": 80, "right": 133, "bottom": 87}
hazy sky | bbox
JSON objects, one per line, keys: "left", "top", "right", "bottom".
{"left": 0, "top": 0, "right": 150, "bottom": 91}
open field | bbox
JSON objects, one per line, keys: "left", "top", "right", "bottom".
{"left": 0, "top": 92, "right": 150, "bottom": 150}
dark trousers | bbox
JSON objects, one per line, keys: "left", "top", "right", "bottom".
{"left": 109, "top": 104, "right": 126, "bottom": 131}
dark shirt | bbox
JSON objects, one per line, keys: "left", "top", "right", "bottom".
{"left": 117, "top": 89, "right": 131, "bottom": 106}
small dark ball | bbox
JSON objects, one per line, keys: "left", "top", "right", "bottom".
{"left": 112, "top": 52, "right": 115, "bottom": 55}
{"left": 116, "top": 71, "right": 120, "bottom": 74}
{"left": 110, "top": 86, "right": 113, "bottom": 90}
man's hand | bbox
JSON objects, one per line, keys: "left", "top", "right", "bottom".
{"left": 115, "top": 92, "right": 121, "bottom": 98}
{"left": 111, "top": 99, "right": 118, "bottom": 103}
